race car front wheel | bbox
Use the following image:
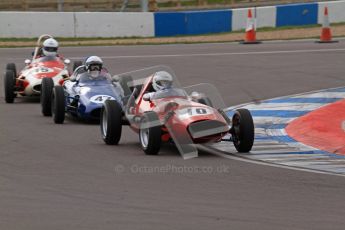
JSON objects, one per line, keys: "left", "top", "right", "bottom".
{"left": 231, "top": 108, "right": 254, "bottom": 152}
{"left": 4, "top": 70, "right": 16, "bottom": 103}
{"left": 139, "top": 112, "right": 161, "bottom": 155}
{"left": 6, "top": 63, "right": 17, "bottom": 77}
{"left": 101, "top": 100, "right": 122, "bottom": 145}
{"left": 41, "top": 77, "right": 54, "bottom": 116}
{"left": 52, "top": 86, "right": 65, "bottom": 124}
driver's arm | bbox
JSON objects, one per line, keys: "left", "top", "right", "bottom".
{"left": 143, "top": 92, "right": 155, "bottom": 100}
{"left": 70, "top": 66, "right": 86, "bottom": 82}
{"left": 69, "top": 75, "right": 77, "bottom": 82}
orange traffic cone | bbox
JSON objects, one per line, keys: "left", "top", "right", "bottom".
{"left": 317, "top": 6, "right": 338, "bottom": 43}
{"left": 241, "top": 9, "right": 261, "bottom": 44}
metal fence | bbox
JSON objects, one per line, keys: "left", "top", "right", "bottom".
{"left": 0, "top": 0, "right": 333, "bottom": 12}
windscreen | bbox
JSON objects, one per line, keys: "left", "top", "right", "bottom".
{"left": 36, "top": 56, "right": 60, "bottom": 62}
{"left": 78, "top": 73, "right": 113, "bottom": 86}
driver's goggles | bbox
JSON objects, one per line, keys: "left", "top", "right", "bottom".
{"left": 89, "top": 64, "right": 102, "bottom": 71}
{"left": 156, "top": 80, "right": 172, "bottom": 86}
{"left": 44, "top": 47, "right": 58, "bottom": 52}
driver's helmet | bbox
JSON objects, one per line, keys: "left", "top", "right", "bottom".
{"left": 42, "top": 38, "right": 58, "bottom": 56}
{"left": 85, "top": 56, "right": 103, "bottom": 79}
{"left": 152, "top": 71, "right": 173, "bottom": 91}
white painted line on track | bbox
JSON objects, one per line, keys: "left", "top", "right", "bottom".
{"left": 65, "top": 48, "right": 345, "bottom": 60}
{"left": 251, "top": 116, "right": 295, "bottom": 124}
{"left": 227, "top": 86, "right": 345, "bottom": 113}
{"left": 244, "top": 103, "right": 326, "bottom": 111}
{"left": 293, "top": 92, "right": 345, "bottom": 98}
{"left": 198, "top": 145, "right": 345, "bottom": 177}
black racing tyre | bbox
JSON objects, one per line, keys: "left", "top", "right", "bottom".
{"left": 197, "top": 97, "right": 213, "bottom": 107}
{"left": 73, "top": 61, "right": 83, "bottom": 71}
{"left": 6, "top": 63, "right": 17, "bottom": 77}
{"left": 40, "top": 77, "right": 54, "bottom": 116}
{"left": 4, "top": 70, "right": 16, "bottom": 103}
{"left": 231, "top": 108, "right": 254, "bottom": 152}
{"left": 52, "top": 85, "right": 65, "bottom": 124}
{"left": 139, "top": 111, "right": 161, "bottom": 155}
{"left": 100, "top": 100, "right": 122, "bottom": 145}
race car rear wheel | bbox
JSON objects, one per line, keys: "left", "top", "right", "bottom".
{"left": 231, "top": 108, "right": 254, "bottom": 152}
{"left": 100, "top": 100, "right": 122, "bottom": 145}
{"left": 73, "top": 61, "right": 83, "bottom": 71}
{"left": 4, "top": 70, "right": 16, "bottom": 103}
{"left": 6, "top": 63, "right": 17, "bottom": 77}
{"left": 52, "top": 85, "right": 65, "bottom": 124}
{"left": 41, "top": 77, "right": 54, "bottom": 116}
{"left": 139, "top": 112, "right": 161, "bottom": 155}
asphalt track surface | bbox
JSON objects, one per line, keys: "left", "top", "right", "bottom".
{"left": 1, "top": 41, "right": 345, "bottom": 230}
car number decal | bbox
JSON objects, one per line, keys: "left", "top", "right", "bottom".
{"left": 195, "top": 108, "right": 207, "bottom": 114}
{"left": 35, "top": 67, "right": 53, "bottom": 73}
{"left": 90, "top": 95, "right": 115, "bottom": 104}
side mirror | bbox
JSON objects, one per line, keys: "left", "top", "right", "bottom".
{"left": 143, "top": 94, "right": 151, "bottom": 101}
{"left": 25, "top": 59, "right": 31, "bottom": 65}
{"left": 64, "top": 59, "right": 71, "bottom": 65}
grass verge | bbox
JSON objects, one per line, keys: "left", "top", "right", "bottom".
{"left": 0, "top": 23, "right": 345, "bottom": 48}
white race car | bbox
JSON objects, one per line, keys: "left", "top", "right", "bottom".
{"left": 3, "top": 34, "right": 81, "bottom": 115}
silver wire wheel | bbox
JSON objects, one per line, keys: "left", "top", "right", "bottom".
{"left": 139, "top": 128, "right": 150, "bottom": 149}
{"left": 101, "top": 106, "right": 108, "bottom": 138}
{"left": 139, "top": 112, "right": 161, "bottom": 155}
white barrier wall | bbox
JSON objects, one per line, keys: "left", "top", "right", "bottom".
{"left": 75, "top": 12, "right": 154, "bottom": 37}
{"left": 0, "top": 12, "right": 75, "bottom": 38}
{"left": 1, "top": 1, "right": 345, "bottom": 38}
{"left": 318, "top": 1, "right": 345, "bottom": 24}
{"left": 232, "top": 6, "right": 276, "bottom": 31}
{"left": 0, "top": 12, "right": 155, "bottom": 38}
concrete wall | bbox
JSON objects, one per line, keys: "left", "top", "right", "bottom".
{"left": 276, "top": 3, "right": 318, "bottom": 27}
{"left": 75, "top": 12, "right": 154, "bottom": 37}
{"left": 0, "top": 12, "right": 74, "bottom": 38}
{"left": 155, "top": 1, "right": 345, "bottom": 36}
{"left": 232, "top": 6, "right": 276, "bottom": 31}
{"left": 1, "top": 0, "right": 345, "bottom": 38}
{"left": 154, "top": 10, "right": 231, "bottom": 37}
{"left": 0, "top": 12, "right": 154, "bottom": 38}
{"left": 318, "top": 1, "right": 345, "bottom": 24}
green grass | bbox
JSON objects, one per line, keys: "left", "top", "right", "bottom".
{"left": 0, "top": 22, "right": 344, "bottom": 47}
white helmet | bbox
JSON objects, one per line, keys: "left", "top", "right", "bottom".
{"left": 152, "top": 71, "right": 173, "bottom": 91}
{"left": 42, "top": 38, "right": 58, "bottom": 56}
{"left": 85, "top": 56, "right": 103, "bottom": 78}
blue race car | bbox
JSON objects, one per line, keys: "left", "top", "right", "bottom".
{"left": 41, "top": 65, "right": 126, "bottom": 124}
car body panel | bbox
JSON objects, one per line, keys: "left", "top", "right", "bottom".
{"left": 126, "top": 70, "right": 230, "bottom": 144}
{"left": 17, "top": 56, "right": 68, "bottom": 96}
{"left": 63, "top": 73, "right": 123, "bottom": 120}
